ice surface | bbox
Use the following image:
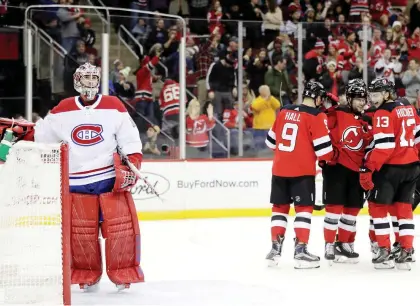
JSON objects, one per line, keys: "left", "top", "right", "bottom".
{"left": 72, "top": 216, "right": 420, "bottom": 306}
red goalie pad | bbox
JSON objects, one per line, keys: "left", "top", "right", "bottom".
{"left": 70, "top": 193, "right": 103, "bottom": 286}
{"left": 99, "top": 191, "right": 144, "bottom": 285}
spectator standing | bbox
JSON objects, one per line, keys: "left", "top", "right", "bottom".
{"left": 280, "top": 5, "right": 301, "bottom": 39}
{"left": 189, "top": 0, "right": 210, "bottom": 34}
{"left": 265, "top": 55, "right": 293, "bottom": 105}
{"left": 370, "top": 28, "right": 387, "bottom": 68}
{"left": 303, "top": 39, "right": 325, "bottom": 81}
{"left": 207, "top": 1, "right": 224, "bottom": 36}
{"left": 169, "top": 0, "right": 189, "bottom": 16}
{"left": 132, "top": 18, "right": 151, "bottom": 45}
{"left": 246, "top": 48, "right": 269, "bottom": 95}
{"left": 262, "top": 0, "right": 283, "bottom": 46}
{"left": 251, "top": 85, "right": 280, "bottom": 149}
{"left": 130, "top": 0, "right": 149, "bottom": 30}
{"left": 57, "top": 0, "right": 81, "bottom": 52}
{"left": 410, "top": 0, "right": 420, "bottom": 34}
{"left": 206, "top": 55, "right": 237, "bottom": 117}
{"left": 402, "top": 59, "right": 420, "bottom": 104}
{"left": 319, "top": 61, "right": 343, "bottom": 97}
{"left": 134, "top": 48, "right": 162, "bottom": 127}
{"left": 196, "top": 36, "right": 218, "bottom": 107}
{"left": 243, "top": 0, "right": 264, "bottom": 48}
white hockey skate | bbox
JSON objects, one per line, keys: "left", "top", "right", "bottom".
{"left": 116, "top": 284, "right": 131, "bottom": 292}
{"left": 80, "top": 282, "right": 100, "bottom": 293}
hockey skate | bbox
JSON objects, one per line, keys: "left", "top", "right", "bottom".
{"left": 324, "top": 242, "right": 335, "bottom": 265}
{"left": 395, "top": 248, "right": 414, "bottom": 271}
{"left": 266, "top": 235, "right": 285, "bottom": 267}
{"left": 116, "top": 284, "right": 131, "bottom": 292}
{"left": 370, "top": 240, "right": 379, "bottom": 260}
{"left": 334, "top": 242, "right": 359, "bottom": 264}
{"left": 79, "top": 281, "right": 100, "bottom": 293}
{"left": 372, "top": 247, "right": 395, "bottom": 269}
{"left": 390, "top": 242, "right": 401, "bottom": 260}
{"left": 294, "top": 239, "right": 320, "bottom": 269}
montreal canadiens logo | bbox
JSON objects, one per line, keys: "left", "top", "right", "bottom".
{"left": 71, "top": 124, "right": 104, "bottom": 146}
{"left": 341, "top": 126, "right": 363, "bottom": 151}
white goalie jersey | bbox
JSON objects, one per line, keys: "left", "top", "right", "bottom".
{"left": 34, "top": 94, "right": 142, "bottom": 186}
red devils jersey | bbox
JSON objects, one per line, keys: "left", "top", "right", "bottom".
{"left": 134, "top": 55, "right": 159, "bottom": 102}
{"left": 327, "top": 106, "right": 372, "bottom": 172}
{"left": 266, "top": 104, "right": 334, "bottom": 177}
{"left": 159, "top": 80, "right": 181, "bottom": 117}
{"left": 365, "top": 99, "right": 420, "bottom": 171}
{"left": 337, "top": 40, "right": 358, "bottom": 71}
{"left": 186, "top": 115, "right": 216, "bottom": 148}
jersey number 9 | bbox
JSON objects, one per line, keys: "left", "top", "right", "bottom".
{"left": 278, "top": 123, "right": 298, "bottom": 152}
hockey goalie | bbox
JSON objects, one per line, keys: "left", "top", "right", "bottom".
{"left": 34, "top": 63, "right": 144, "bottom": 291}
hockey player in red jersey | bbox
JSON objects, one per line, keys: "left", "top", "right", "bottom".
{"left": 265, "top": 81, "right": 338, "bottom": 269}
{"left": 322, "top": 78, "right": 372, "bottom": 264}
{"left": 35, "top": 63, "right": 144, "bottom": 290}
{"left": 361, "top": 78, "right": 420, "bottom": 270}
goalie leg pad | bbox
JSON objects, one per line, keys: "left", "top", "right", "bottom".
{"left": 99, "top": 191, "right": 144, "bottom": 285}
{"left": 71, "top": 193, "right": 103, "bottom": 286}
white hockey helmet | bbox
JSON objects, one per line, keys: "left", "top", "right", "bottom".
{"left": 73, "top": 62, "right": 101, "bottom": 100}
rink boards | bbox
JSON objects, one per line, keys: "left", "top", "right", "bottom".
{"left": 134, "top": 159, "right": 419, "bottom": 220}
{"left": 4, "top": 159, "right": 419, "bottom": 221}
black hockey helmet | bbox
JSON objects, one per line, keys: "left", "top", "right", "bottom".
{"left": 368, "top": 78, "right": 396, "bottom": 102}
{"left": 368, "top": 78, "right": 395, "bottom": 94}
{"left": 303, "top": 81, "right": 327, "bottom": 100}
{"left": 346, "top": 78, "right": 367, "bottom": 101}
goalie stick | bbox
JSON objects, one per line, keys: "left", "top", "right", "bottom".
{"left": 117, "top": 147, "right": 164, "bottom": 203}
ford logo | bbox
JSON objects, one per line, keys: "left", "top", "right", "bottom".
{"left": 130, "top": 172, "right": 170, "bottom": 200}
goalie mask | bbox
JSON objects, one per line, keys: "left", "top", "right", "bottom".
{"left": 74, "top": 63, "right": 101, "bottom": 100}
{"left": 345, "top": 78, "right": 367, "bottom": 114}
{"left": 368, "top": 78, "right": 396, "bottom": 109}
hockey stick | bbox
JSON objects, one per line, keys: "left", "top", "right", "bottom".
{"left": 117, "top": 148, "right": 164, "bottom": 203}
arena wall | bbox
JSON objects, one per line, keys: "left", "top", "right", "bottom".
{"left": 134, "top": 159, "right": 414, "bottom": 221}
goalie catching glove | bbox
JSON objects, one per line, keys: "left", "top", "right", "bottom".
{"left": 113, "top": 152, "right": 142, "bottom": 192}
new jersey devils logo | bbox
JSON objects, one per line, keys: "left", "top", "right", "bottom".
{"left": 71, "top": 124, "right": 104, "bottom": 146}
{"left": 193, "top": 119, "right": 206, "bottom": 134}
{"left": 341, "top": 126, "right": 363, "bottom": 151}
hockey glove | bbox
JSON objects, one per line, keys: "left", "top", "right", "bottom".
{"left": 359, "top": 167, "right": 374, "bottom": 191}
{"left": 113, "top": 153, "right": 138, "bottom": 192}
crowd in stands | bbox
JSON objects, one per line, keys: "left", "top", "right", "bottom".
{"left": 2, "top": 0, "right": 420, "bottom": 158}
